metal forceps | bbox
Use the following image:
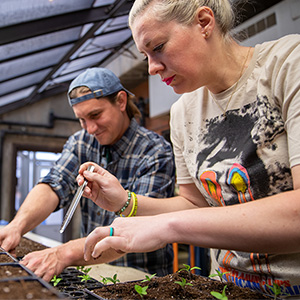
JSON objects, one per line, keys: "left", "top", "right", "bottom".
{"left": 60, "top": 165, "right": 95, "bottom": 233}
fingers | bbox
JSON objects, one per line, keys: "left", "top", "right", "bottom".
{"left": 92, "top": 237, "right": 127, "bottom": 259}
{"left": 0, "top": 227, "right": 21, "bottom": 252}
{"left": 84, "top": 227, "right": 127, "bottom": 261}
{"left": 77, "top": 162, "right": 107, "bottom": 187}
{"left": 0, "top": 240, "right": 14, "bottom": 252}
{"left": 84, "top": 227, "right": 109, "bottom": 261}
{"left": 78, "top": 162, "right": 104, "bottom": 176}
{"left": 21, "top": 254, "right": 51, "bottom": 281}
{"left": 21, "top": 251, "right": 62, "bottom": 282}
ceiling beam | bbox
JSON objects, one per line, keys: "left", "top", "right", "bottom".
{"left": 23, "top": 0, "right": 134, "bottom": 107}
{"left": 0, "top": 1, "right": 133, "bottom": 46}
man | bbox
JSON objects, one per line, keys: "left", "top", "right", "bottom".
{"left": 0, "top": 68, "right": 175, "bottom": 281}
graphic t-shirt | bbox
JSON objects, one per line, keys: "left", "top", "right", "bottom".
{"left": 170, "top": 34, "right": 300, "bottom": 297}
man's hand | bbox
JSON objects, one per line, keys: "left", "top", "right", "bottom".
{"left": 0, "top": 223, "right": 22, "bottom": 254}
{"left": 20, "top": 247, "right": 68, "bottom": 282}
{"left": 78, "top": 162, "right": 128, "bottom": 212}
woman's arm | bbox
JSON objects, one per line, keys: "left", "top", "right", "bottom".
{"left": 78, "top": 162, "right": 205, "bottom": 215}
{"left": 83, "top": 164, "right": 300, "bottom": 260}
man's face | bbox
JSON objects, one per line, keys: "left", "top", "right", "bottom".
{"left": 72, "top": 96, "right": 126, "bottom": 145}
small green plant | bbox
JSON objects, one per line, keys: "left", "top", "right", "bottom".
{"left": 266, "top": 283, "right": 284, "bottom": 300}
{"left": 210, "top": 285, "right": 228, "bottom": 300}
{"left": 76, "top": 266, "right": 85, "bottom": 272}
{"left": 78, "top": 273, "right": 92, "bottom": 283}
{"left": 209, "top": 269, "right": 230, "bottom": 283}
{"left": 100, "top": 273, "right": 120, "bottom": 285}
{"left": 77, "top": 266, "right": 92, "bottom": 283}
{"left": 141, "top": 273, "right": 156, "bottom": 283}
{"left": 77, "top": 266, "right": 92, "bottom": 274}
{"left": 134, "top": 284, "right": 148, "bottom": 299}
{"left": 100, "top": 276, "right": 109, "bottom": 285}
{"left": 178, "top": 264, "right": 201, "bottom": 276}
{"left": 174, "top": 277, "right": 193, "bottom": 288}
{"left": 50, "top": 275, "right": 62, "bottom": 287}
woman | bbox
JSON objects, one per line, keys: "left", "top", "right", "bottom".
{"left": 80, "top": 0, "right": 300, "bottom": 297}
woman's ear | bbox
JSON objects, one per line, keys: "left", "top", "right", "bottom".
{"left": 195, "top": 6, "right": 215, "bottom": 39}
{"left": 116, "top": 91, "right": 127, "bottom": 112}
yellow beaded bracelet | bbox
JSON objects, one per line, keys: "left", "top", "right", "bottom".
{"left": 127, "top": 192, "right": 138, "bottom": 217}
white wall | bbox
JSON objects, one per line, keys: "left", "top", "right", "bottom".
{"left": 104, "top": 40, "right": 145, "bottom": 78}
{"left": 233, "top": 0, "right": 300, "bottom": 46}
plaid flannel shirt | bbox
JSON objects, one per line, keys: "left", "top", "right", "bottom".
{"left": 39, "top": 118, "right": 175, "bottom": 276}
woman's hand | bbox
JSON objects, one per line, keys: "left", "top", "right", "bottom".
{"left": 84, "top": 216, "right": 169, "bottom": 261}
{"left": 78, "top": 162, "right": 128, "bottom": 212}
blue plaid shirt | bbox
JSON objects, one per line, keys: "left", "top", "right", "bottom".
{"left": 39, "top": 118, "right": 175, "bottom": 276}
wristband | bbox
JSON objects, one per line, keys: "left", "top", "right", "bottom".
{"left": 115, "top": 190, "right": 131, "bottom": 216}
{"left": 127, "top": 192, "right": 138, "bottom": 217}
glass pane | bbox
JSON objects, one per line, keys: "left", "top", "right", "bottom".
{"left": 0, "top": 0, "right": 94, "bottom": 27}
{"left": 0, "top": 69, "right": 51, "bottom": 97}
{"left": 0, "top": 27, "right": 81, "bottom": 61}
{"left": 93, "top": 0, "right": 115, "bottom": 7}
{"left": 0, "top": 87, "right": 35, "bottom": 106}
{"left": 52, "top": 70, "right": 83, "bottom": 85}
{"left": 107, "top": 15, "right": 129, "bottom": 31}
{"left": 61, "top": 50, "right": 111, "bottom": 74}
{"left": 94, "top": 29, "right": 131, "bottom": 46}
{"left": 0, "top": 45, "right": 73, "bottom": 81}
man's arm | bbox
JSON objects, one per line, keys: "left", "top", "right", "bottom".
{"left": 21, "top": 237, "right": 125, "bottom": 282}
{"left": 0, "top": 183, "right": 59, "bottom": 252}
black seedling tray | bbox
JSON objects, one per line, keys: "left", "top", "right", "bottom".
{"left": 52, "top": 267, "right": 104, "bottom": 299}
{"left": 0, "top": 246, "right": 66, "bottom": 299}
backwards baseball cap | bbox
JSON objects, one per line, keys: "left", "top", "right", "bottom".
{"left": 68, "top": 67, "right": 134, "bottom": 106}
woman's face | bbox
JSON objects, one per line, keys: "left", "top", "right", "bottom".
{"left": 131, "top": 10, "right": 210, "bottom": 94}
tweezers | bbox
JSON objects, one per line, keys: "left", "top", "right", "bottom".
{"left": 60, "top": 165, "right": 95, "bottom": 233}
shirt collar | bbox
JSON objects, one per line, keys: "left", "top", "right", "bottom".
{"left": 110, "top": 118, "right": 139, "bottom": 158}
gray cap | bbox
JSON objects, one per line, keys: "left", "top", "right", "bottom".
{"left": 68, "top": 67, "right": 133, "bottom": 106}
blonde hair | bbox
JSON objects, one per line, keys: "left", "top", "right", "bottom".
{"left": 129, "top": 0, "right": 235, "bottom": 39}
{"left": 69, "top": 86, "right": 141, "bottom": 120}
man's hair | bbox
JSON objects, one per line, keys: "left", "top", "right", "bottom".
{"left": 69, "top": 86, "right": 141, "bottom": 120}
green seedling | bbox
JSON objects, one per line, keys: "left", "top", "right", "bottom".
{"left": 179, "top": 263, "right": 201, "bottom": 274}
{"left": 209, "top": 269, "right": 230, "bottom": 283}
{"left": 51, "top": 275, "right": 62, "bottom": 287}
{"left": 134, "top": 284, "right": 148, "bottom": 299}
{"left": 77, "top": 266, "right": 92, "bottom": 283}
{"left": 78, "top": 273, "right": 92, "bottom": 283}
{"left": 141, "top": 273, "right": 156, "bottom": 283}
{"left": 77, "top": 266, "right": 92, "bottom": 274}
{"left": 266, "top": 283, "right": 284, "bottom": 300}
{"left": 100, "top": 276, "right": 109, "bottom": 285}
{"left": 76, "top": 266, "right": 85, "bottom": 272}
{"left": 83, "top": 267, "right": 92, "bottom": 274}
{"left": 210, "top": 285, "right": 228, "bottom": 300}
{"left": 100, "top": 273, "right": 120, "bottom": 285}
{"left": 174, "top": 277, "right": 193, "bottom": 288}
